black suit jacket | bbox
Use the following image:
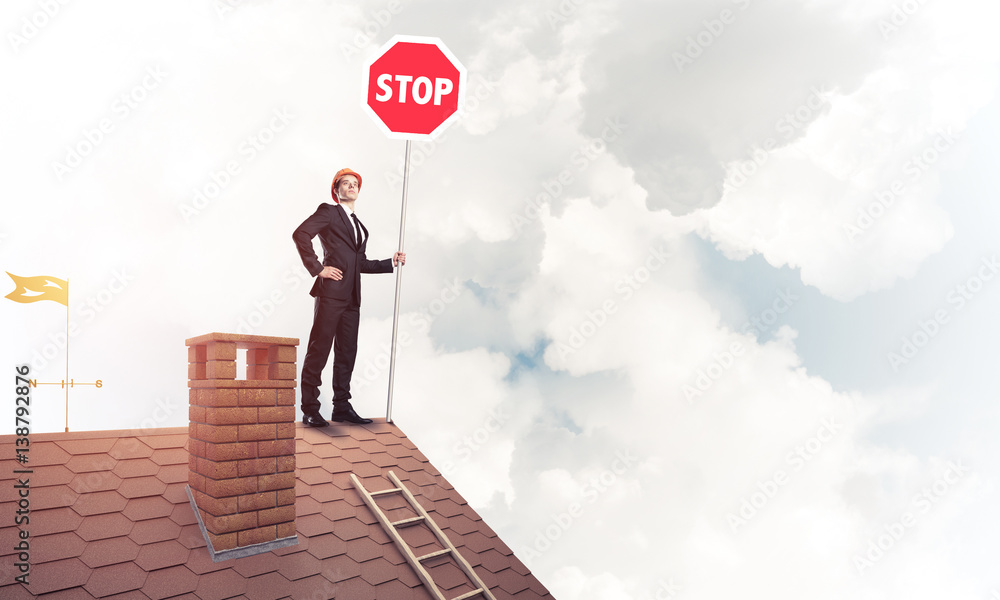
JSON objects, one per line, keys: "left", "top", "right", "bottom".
{"left": 292, "top": 203, "right": 393, "bottom": 302}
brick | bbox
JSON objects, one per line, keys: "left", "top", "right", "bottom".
{"left": 237, "top": 492, "right": 276, "bottom": 512}
{"left": 204, "top": 407, "right": 258, "bottom": 426}
{"left": 188, "top": 438, "right": 206, "bottom": 459}
{"left": 188, "top": 472, "right": 207, "bottom": 494}
{"left": 276, "top": 423, "right": 296, "bottom": 440}
{"left": 189, "top": 405, "right": 206, "bottom": 424}
{"left": 194, "top": 388, "right": 238, "bottom": 408}
{"left": 276, "top": 488, "right": 296, "bottom": 507}
{"left": 205, "top": 476, "right": 257, "bottom": 499}
{"left": 206, "top": 360, "right": 237, "bottom": 380}
{"left": 238, "top": 388, "right": 278, "bottom": 407}
{"left": 276, "top": 389, "right": 295, "bottom": 406}
{"left": 258, "top": 505, "right": 296, "bottom": 527}
{"left": 206, "top": 341, "right": 237, "bottom": 361}
{"left": 238, "top": 525, "right": 277, "bottom": 548}
{"left": 258, "top": 439, "right": 295, "bottom": 458}
{"left": 267, "top": 363, "right": 296, "bottom": 380}
{"left": 192, "top": 488, "right": 238, "bottom": 517}
{"left": 276, "top": 522, "right": 296, "bottom": 539}
{"left": 188, "top": 345, "right": 206, "bottom": 363}
{"left": 188, "top": 363, "right": 206, "bottom": 380}
{"left": 238, "top": 424, "right": 276, "bottom": 442}
{"left": 276, "top": 455, "right": 295, "bottom": 473}
{"left": 237, "top": 458, "right": 277, "bottom": 478}
{"left": 208, "top": 531, "right": 238, "bottom": 552}
{"left": 198, "top": 458, "right": 237, "bottom": 480}
{"left": 258, "top": 472, "right": 295, "bottom": 492}
{"left": 268, "top": 346, "right": 296, "bottom": 363}
{"left": 259, "top": 406, "right": 295, "bottom": 424}
{"left": 247, "top": 365, "right": 269, "bottom": 380}
{"left": 247, "top": 348, "right": 269, "bottom": 365}
{"left": 202, "top": 441, "right": 257, "bottom": 462}
{"left": 203, "top": 511, "right": 256, "bottom": 535}
{"left": 198, "top": 424, "right": 239, "bottom": 444}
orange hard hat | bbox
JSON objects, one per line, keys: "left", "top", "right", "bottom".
{"left": 331, "top": 168, "right": 362, "bottom": 202}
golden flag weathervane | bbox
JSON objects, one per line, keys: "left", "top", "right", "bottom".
{"left": 5, "top": 272, "right": 69, "bottom": 306}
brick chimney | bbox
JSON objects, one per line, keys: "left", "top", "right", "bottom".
{"left": 184, "top": 332, "right": 300, "bottom": 561}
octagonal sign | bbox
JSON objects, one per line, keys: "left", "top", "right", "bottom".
{"left": 362, "top": 35, "right": 467, "bottom": 140}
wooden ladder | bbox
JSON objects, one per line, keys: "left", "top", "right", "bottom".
{"left": 350, "top": 471, "right": 498, "bottom": 600}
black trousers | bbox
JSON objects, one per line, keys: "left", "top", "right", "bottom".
{"left": 300, "top": 295, "right": 360, "bottom": 415}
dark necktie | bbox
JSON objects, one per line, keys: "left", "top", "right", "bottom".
{"left": 350, "top": 213, "right": 362, "bottom": 248}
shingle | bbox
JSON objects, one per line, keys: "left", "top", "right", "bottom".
{"left": 134, "top": 539, "right": 191, "bottom": 571}
{"left": 231, "top": 550, "right": 282, "bottom": 578}
{"left": 79, "top": 535, "right": 141, "bottom": 568}
{"left": 123, "top": 495, "right": 174, "bottom": 521}
{"left": 31, "top": 484, "right": 78, "bottom": 510}
{"left": 32, "top": 464, "right": 75, "bottom": 487}
{"left": 83, "top": 561, "right": 148, "bottom": 597}
{"left": 304, "top": 533, "right": 348, "bottom": 560}
{"left": 32, "top": 531, "right": 87, "bottom": 564}
{"left": 170, "top": 502, "right": 199, "bottom": 527}
{"left": 141, "top": 433, "right": 188, "bottom": 450}
{"left": 32, "top": 506, "right": 83, "bottom": 536}
{"left": 424, "top": 557, "right": 472, "bottom": 591}
{"left": 344, "top": 536, "right": 383, "bottom": 563}
{"left": 275, "top": 551, "right": 323, "bottom": 581}
{"left": 56, "top": 437, "right": 117, "bottom": 455}
{"left": 112, "top": 458, "right": 160, "bottom": 479}
{"left": 26, "top": 441, "right": 71, "bottom": 466}
{"left": 194, "top": 567, "right": 248, "bottom": 600}
{"left": 154, "top": 463, "right": 188, "bottom": 483}
{"left": 317, "top": 554, "right": 362, "bottom": 584}
{"left": 358, "top": 556, "right": 399, "bottom": 586}
{"left": 109, "top": 438, "right": 154, "bottom": 460}
{"left": 331, "top": 517, "right": 368, "bottom": 542}
{"left": 24, "top": 557, "right": 90, "bottom": 595}
{"left": 177, "top": 523, "right": 208, "bottom": 549}
{"left": 73, "top": 490, "right": 129, "bottom": 516}
{"left": 68, "top": 470, "right": 123, "bottom": 494}
{"left": 77, "top": 512, "right": 134, "bottom": 541}
{"left": 142, "top": 565, "right": 200, "bottom": 599}
{"left": 128, "top": 517, "right": 181, "bottom": 545}
{"left": 150, "top": 447, "right": 189, "bottom": 466}
{"left": 242, "top": 571, "right": 293, "bottom": 600}
{"left": 119, "top": 475, "right": 168, "bottom": 499}
{"left": 66, "top": 453, "right": 117, "bottom": 473}
{"left": 494, "top": 566, "right": 532, "bottom": 595}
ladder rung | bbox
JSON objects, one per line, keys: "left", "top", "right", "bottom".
{"left": 417, "top": 548, "right": 452, "bottom": 561}
{"left": 451, "top": 589, "right": 485, "bottom": 600}
{"left": 370, "top": 487, "right": 402, "bottom": 496}
{"left": 391, "top": 515, "right": 426, "bottom": 528}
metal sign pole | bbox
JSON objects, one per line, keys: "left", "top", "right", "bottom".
{"left": 386, "top": 140, "right": 411, "bottom": 423}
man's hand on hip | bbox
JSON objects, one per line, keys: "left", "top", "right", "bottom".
{"left": 319, "top": 266, "right": 343, "bottom": 280}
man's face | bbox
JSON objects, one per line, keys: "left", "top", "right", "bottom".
{"left": 336, "top": 175, "right": 360, "bottom": 203}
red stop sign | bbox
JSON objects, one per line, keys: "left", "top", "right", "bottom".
{"left": 362, "top": 35, "right": 467, "bottom": 140}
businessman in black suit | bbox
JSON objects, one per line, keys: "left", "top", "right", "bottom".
{"left": 293, "top": 167, "right": 405, "bottom": 426}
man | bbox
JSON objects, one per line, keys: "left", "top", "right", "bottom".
{"left": 293, "top": 167, "right": 405, "bottom": 426}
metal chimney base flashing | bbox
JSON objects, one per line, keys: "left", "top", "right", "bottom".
{"left": 186, "top": 485, "right": 299, "bottom": 562}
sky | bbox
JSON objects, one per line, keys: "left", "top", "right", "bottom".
{"left": 2, "top": 0, "right": 999, "bottom": 598}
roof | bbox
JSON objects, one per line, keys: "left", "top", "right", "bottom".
{"left": 0, "top": 421, "right": 552, "bottom": 600}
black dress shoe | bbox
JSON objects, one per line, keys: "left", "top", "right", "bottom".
{"left": 330, "top": 406, "right": 373, "bottom": 425}
{"left": 302, "top": 412, "right": 329, "bottom": 427}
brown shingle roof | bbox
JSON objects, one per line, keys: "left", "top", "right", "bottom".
{"left": 0, "top": 421, "right": 553, "bottom": 599}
